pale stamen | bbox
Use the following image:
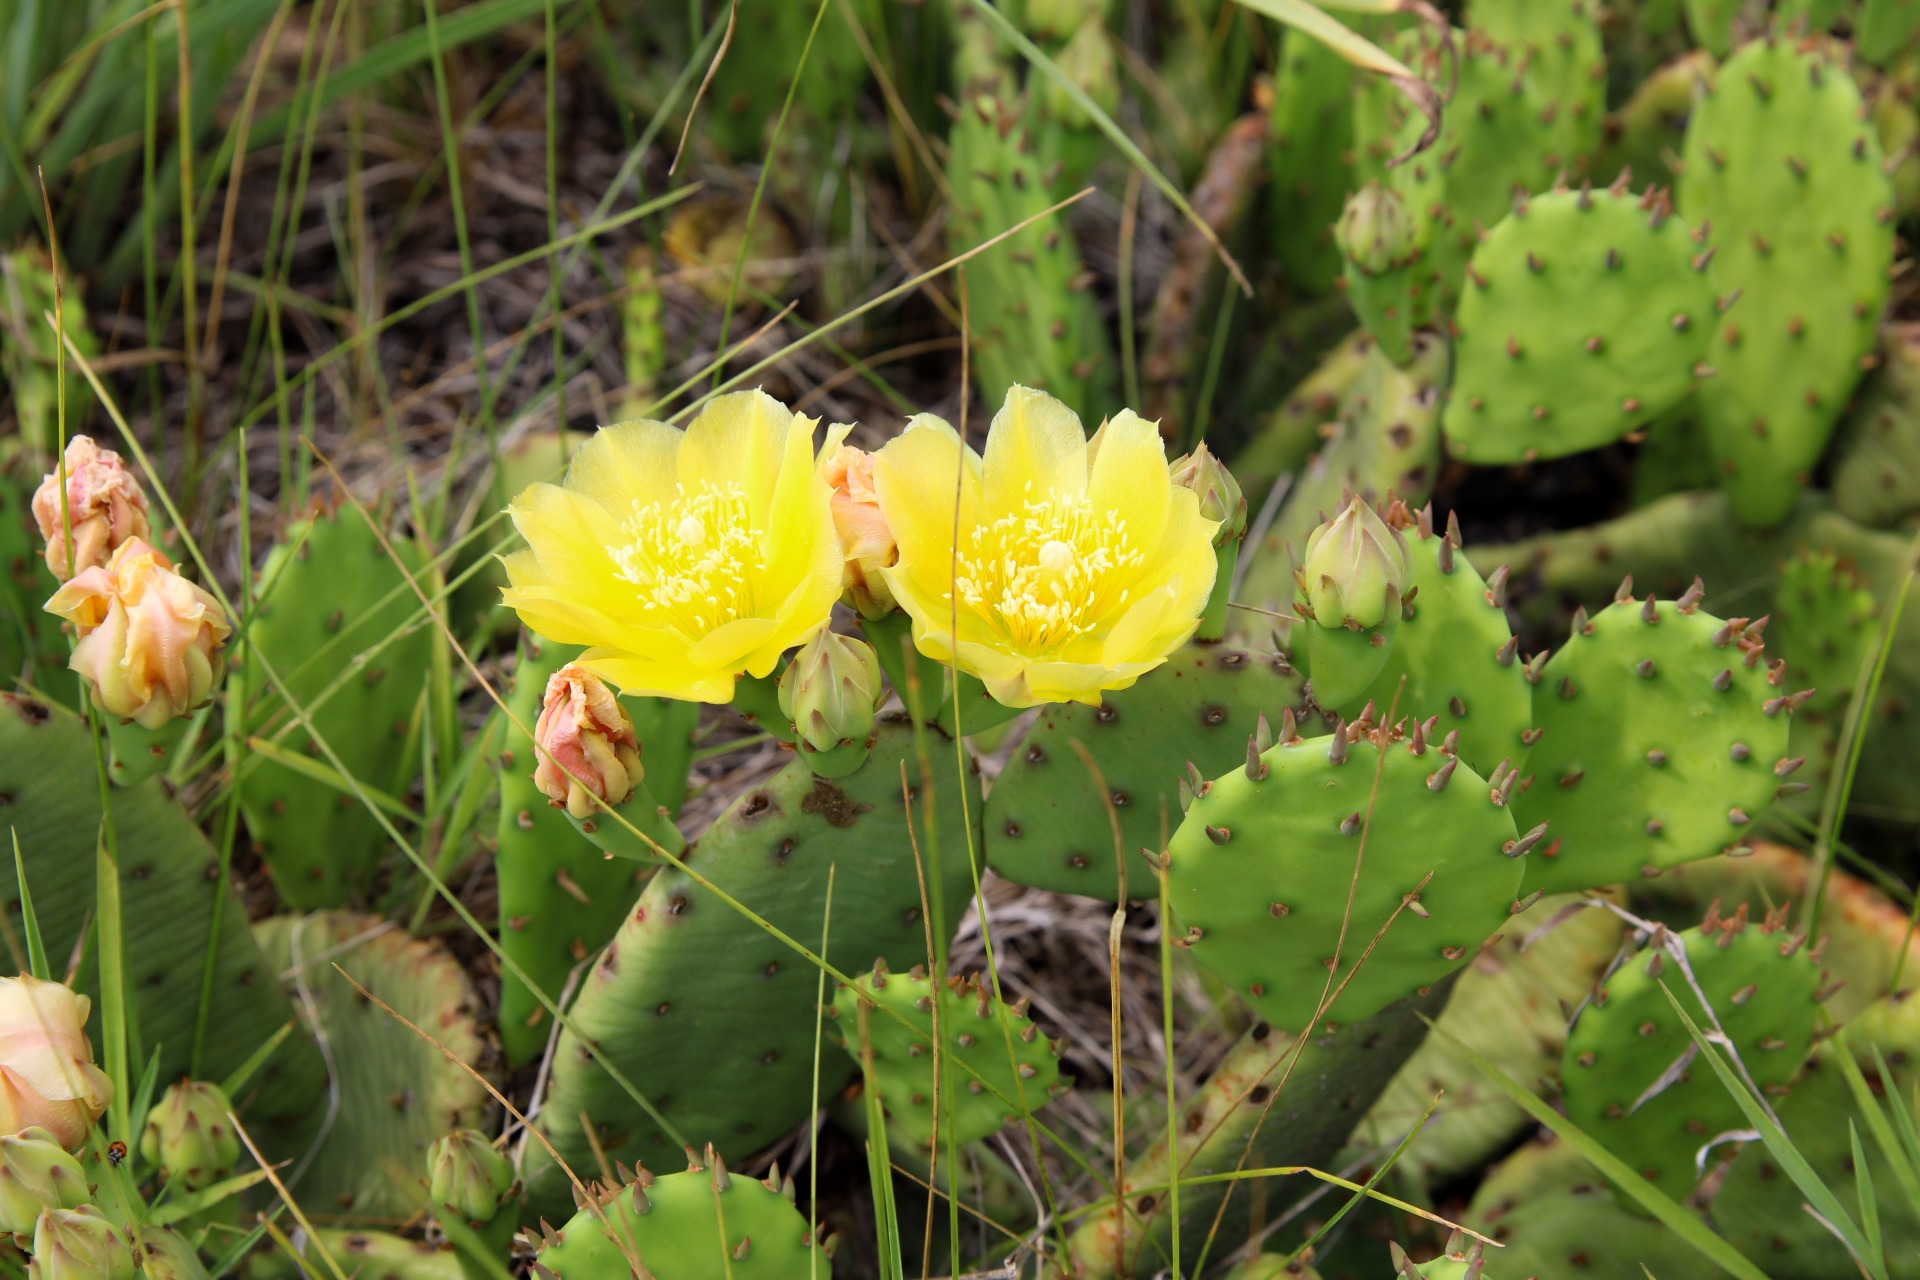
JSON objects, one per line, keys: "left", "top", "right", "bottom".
{"left": 610, "top": 482, "right": 759, "bottom": 634}
{"left": 949, "top": 489, "right": 1142, "bottom": 656}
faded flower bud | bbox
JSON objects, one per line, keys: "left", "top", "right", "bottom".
{"left": 534, "top": 664, "right": 644, "bottom": 821}
{"left": 1168, "top": 443, "right": 1247, "bottom": 544}
{"left": 30, "top": 435, "right": 151, "bottom": 582}
{"left": 0, "top": 1129, "right": 89, "bottom": 1240}
{"left": 1335, "top": 182, "right": 1418, "bottom": 278}
{"left": 1297, "top": 497, "right": 1410, "bottom": 630}
{"left": 43, "top": 538, "right": 230, "bottom": 730}
{"left": 139, "top": 1081, "right": 240, "bottom": 1191}
{"left": 821, "top": 443, "right": 898, "bottom": 618}
{"left": 779, "top": 631, "right": 884, "bottom": 758}
{"left": 426, "top": 1130, "right": 515, "bottom": 1225}
{"left": 26, "top": 1206, "right": 134, "bottom": 1280}
{"left": 0, "top": 977, "right": 112, "bottom": 1151}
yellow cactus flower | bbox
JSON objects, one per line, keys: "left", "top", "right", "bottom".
{"left": 500, "top": 390, "right": 843, "bottom": 703}
{"left": 871, "top": 386, "right": 1220, "bottom": 708}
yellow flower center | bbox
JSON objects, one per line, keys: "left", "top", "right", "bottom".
{"left": 611, "top": 483, "right": 758, "bottom": 633}
{"left": 952, "top": 489, "right": 1144, "bottom": 656}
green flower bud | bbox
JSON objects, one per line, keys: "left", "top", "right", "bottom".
{"left": 1025, "top": 0, "right": 1111, "bottom": 41}
{"left": 138, "top": 1081, "right": 239, "bottom": 1191}
{"left": 1335, "top": 182, "right": 1419, "bottom": 278}
{"left": 0, "top": 1129, "right": 89, "bottom": 1240}
{"left": 26, "top": 1206, "right": 134, "bottom": 1280}
{"left": 129, "top": 1225, "right": 212, "bottom": 1280}
{"left": 426, "top": 1130, "right": 515, "bottom": 1225}
{"left": 778, "top": 632, "right": 885, "bottom": 773}
{"left": 1296, "top": 497, "right": 1410, "bottom": 630}
{"left": 1042, "top": 24, "right": 1120, "bottom": 125}
{"left": 1169, "top": 443, "right": 1247, "bottom": 544}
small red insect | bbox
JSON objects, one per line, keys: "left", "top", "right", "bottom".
{"left": 106, "top": 1140, "right": 127, "bottom": 1167}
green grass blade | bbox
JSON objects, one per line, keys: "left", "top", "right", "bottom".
{"left": 1425, "top": 1014, "right": 1774, "bottom": 1280}
{"left": 147, "top": 1168, "right": 278, "bottom": 1225}
{"left": 1836, "top": 1039, "right": 1920, "bottom": 1220}
{"left": 11, "top": 830, "right": 50, "bottom": 980}
{"left": 1855, "top": 1120, "right": 1884, "bottom": 1263}
{"left": 95, "top": 821, "right": 132, "bottom": 1143}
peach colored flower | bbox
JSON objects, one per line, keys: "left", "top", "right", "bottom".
{"left": 44, "top": 538, "right": 230, "bottom": 730}
{"left": 30, "top": 436, "right": 151, "bottom": 582}
{"left": 0, "top": 977, "right": 112, "bottom": 1152}
{"left": 821, "top": 442, "right": 898, "bottom": 618}
{"left": 534, "top": 663, "right": 645, "bottom": 820}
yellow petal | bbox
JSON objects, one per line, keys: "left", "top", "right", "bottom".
{"left": 981, "top": 385, "right": 1087, "bottom": 514}
{"left": 1087, "top": 409, "right": 1173, "bottom": 558}
{"left": 577, "top": 650, "right": 738, "bottom": 704}
{"left": 678, "top": 389, "right": 796, "bottom": 514}
{"left": 872, "top": 414, "right": 982, "bottom": 590}
{"left": 686, "top": 616, "right": 784, "bottom": 673}
{"left": 504, "top": 484, "right": 630, "bottom": 604}
{"left": 562, "top": 419, "right": 682, "bottom": 515}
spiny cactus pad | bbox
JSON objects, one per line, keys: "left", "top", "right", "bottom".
{"left": 1772, "top": 547, "right": 1878, "bottom": 715}
{"left": 1833, "top": 322, "right": 1920, "bottom": 529}
{"left": 1267, "top": 28, "right": 1356, "bottom": 295}
{"left": 1679, "top": 38, "right": 1895, "bottom": 526}
{"left": 527, "top": 721, "right": 978, "bottom": 1210}
{"left": 533, "top": 1151, "right": 830, "bottom": 1279}
{"left": 1560, "top": 905, "right": 1825, "bottom": 1199}
{"left": 987, "top": 644, "right": 1309, "bottom": 901}
{"left": 238, "top": 508, "right": 431, "bottom": 908}
{"left": 254, "top": 910, "right": 490, "bottom": 1218}
{"left": 1515, "top": 588, "right": 1792, "bottom": 896}
{"left": 1168, "top": 718, "right": 1524, "bottom": 1035}
{"left": 831, "top": 961, "right": 1067, "bottom": 1151}
{"left": 0, "top": 693, "right": 324, "bottom": 1118}
{"left": 1443, "top": 183, "right": 1717, "bottom": 463}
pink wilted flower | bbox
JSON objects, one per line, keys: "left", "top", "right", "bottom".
{"left": 30, "top": 436, "right": 152, "bottom": 582}
{"left": 821, "top": 442, "right": 898, "bottom": 619}
{"left": 533, "top": 663, "right": 645, "bottom": 820}
{"left": 0, "top": 976, "right": 113, "bottom": 1152}
{"left": 44, "top": 538, "right": 231, "bottom": 730}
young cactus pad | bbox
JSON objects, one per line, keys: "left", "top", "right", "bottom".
{"left": 533, "top": 1149, "right": 829, "bottom": 1279}
{"left": 1515, "top": 586, "right": 1792, "bottom": 896}
{"left": 525, "top": 721, "right": 978, "bottom": 1210}
{"left": 1559, "top": 904, "right": 1825, "bottom": 1200}
{"left": 1166, "top": 718, "right": 1525, "bottom": 1035}
{"left": 831, "top": 961, "right": 1067, "bottom": 1152}
{"left": 1679, "top": 38, "right": 1895, "bottom": 526}
{"left": 986, "top": 643, "right": 1309, "bottom": 901}
{"left": 1442, "top": 182, "right": 1717, "bottom": 463}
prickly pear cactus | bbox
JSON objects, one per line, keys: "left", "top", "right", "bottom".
{"left": 1467, "top": 0, "right": 1608, "bottom": 168}
{"left": 987, "top": 643, "right": 1309, "bottom": 901}
{"left": 1560, "top": 904, "right": 1825, "bottom": 1200}
{"left": 237, "top": 508, "right": 432, "bottom": 908}
{"left": 0, "top": 692, "right": 325, "bottom": 1117}
{"left": 1267, "top": 28, "right": 1355, "bottom": 294}
{"left": 1679, "top": 38, "right": 1895, "bottom": 526}
{"left": 1515, "top": 584, "right": 1793, "bottom": 896}
{"left": 1335, "top": 183, "right": 1423, "bottom": 366}
{"left": 1231, "top": 329, "right": 1369, "bottom": 499}
{"left": 533, "top": 1149, "right": 831, "bottom": 1278}
{"left": 1772, "top": 547, "right": 1878, "bottom": 716}
{"left": 1167, "top": 716, "right": 1525, "bottom": 1036}
{"left": 832, "top": 961, "right": 1067, "bottom": 1152}
{"left": 1861, "top": 0, "right": 1920, "bottom": 67}
{"left": 1442, "top": 182, "right": 1718, "bottom": 463}
{"left": 243, "top": 1230, "right": 462, "bottom": 1280}
{"left": 0, "top": 245, "right": 98, "bottom": 451}
{"left": 254, "top": 910, "right": 490, "bottom": 1218}
{"left": 1832, "top": 321, "right": 1920, "bottom": 529}
{"left": 1593, "top": 50, "right": 1715, "bottom": 187}
{"left": 526, "top": 721, "right": 978, "bottom": 1211}
{"left": 1225, "top": 1257, "right": 1322, "bottom": 1280}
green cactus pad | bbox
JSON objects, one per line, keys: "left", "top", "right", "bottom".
{"left": 1560, "top": 906, "right": 1825, "bottom": 1200}
{"left": 1057, "top": 984, "right": 1453, "bottom": 1280}
{"left": 495, "top": 634, "right": 657, "bottom": 1066}
{"left": 1233, "top": 330, "right": 1370, "bottom": 500}
{"left": 1457, "top": 1136, "right": 1719, "bottom": 1277}
{"left": 1467, "top": 0, "right": 1607, "bottom": 171}
{"left": 1593, "top": 51, "right": 1715, "bottom": 188}
{"left": 0, "top": 693, "right": 324, "bottom": 1119}
{"left": 534, "top": 1152, "right": 830, "bottom": 1279}
{"left": 1680, "top": 39, "right": 1895, "bottom": 526}
{"left": 1332, "top": 505, "right": 1533, "bottom": 779}
{"left": 1516, "top": 590, "right": 1792, "bottom": 897}
{"left": 1443, "top": 182, "right": 1717, "bottom": 463}
{"left": 1225, "top": 1257, "right": 1322, "bottom": 1280}
{"left": 1168, "top": 720, "right": 1524, "bottom": 1035}
{"left": 1267, "top": 28, "right": 1355, "bottom": 295}
{"left": 238, "top": 508, "right": 432, "bottom": 908}
{"left": 1683, "top": 0, "right": 1737, "bottom": 55}
{"left": 1861, "top": 0, "right": 1920, "bottom": 66}
{"left": 1833, "top": 322, "right": 1920, "bottom": 529}
{"left": 986, "top": 643, "right": 1310, "bottom": 901}
{"left": 525, "top": 721, "right": 978, "bottom": 1211}
{"left": 1772, "top": 547, "right": 1879, "bottom": 716}
{"left": 243, "top": 1230, "right": 462, "bottom": 1280}
{"left": 1358, "top": 893, "right": 1624, "bottom": 1187}
{"left": 831, "top": 961, "right": 1067, "bottom": 1152}
{"left": 254, "top": 910, "right": 490, "bottom": 1218}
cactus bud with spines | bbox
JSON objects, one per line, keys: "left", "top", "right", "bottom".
{"left": 26, "top": 1205, "right": 134, "bottom": 1280}
{"left": 778, "top": 631, "right": 884, "bottom": 778}
{"left": 426, "top": 1130, "right": 514, "bottom": 1225}
{"left": 1294, "top": 496, "right": 1411, "bottom": 705}
{"left": 29, "top": 435, "right": 150, "bottom": 581}
{"left": 1336, "top": 182, "right": 1424, "bottom": 365}
{"left": 139, "top": 1080, "right": 239, "bottom": 1191}
{"left": 0, "top": 1129, "right": 88, "bottom": 1242}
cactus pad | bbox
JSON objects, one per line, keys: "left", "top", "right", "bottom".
{"left": 1443, "top": 183, "right": 1717, "bottom": 463}
{"left": 534, "top": 1150, "right": 829, "bottom": 1279}
{"left": 1516, "top": 589, "right": 1791, "bottom": 896}
{"left": 1679, "top": 38, "right": 1895, "bottom": 525}
{"left": 1833, "top": 322, "right": 1920, "bottom": 529}
{"left": 1168, "top": 718, "right": 1524, "bottom": 1035}
{"left": 1560, "top": 905, "right": 1825, "bottom": 1199}
{"left": 987, "top": 644, "right": 1309, "bottom": 901}
{"left": 1772, "top": 547, "right": 1879, "bottom": 716}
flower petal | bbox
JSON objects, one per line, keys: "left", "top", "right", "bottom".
{"left": 981, "top": 385, "right": 1088, "bottom": 515}
{"left": 562, "top": 419, "right": 682, "bottom": 515}
{"left": 1087, "top": 409, "right": 1173, "bottom": 558}
{"left": 678, "top": 389, "right": 796, "bottom": 513}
